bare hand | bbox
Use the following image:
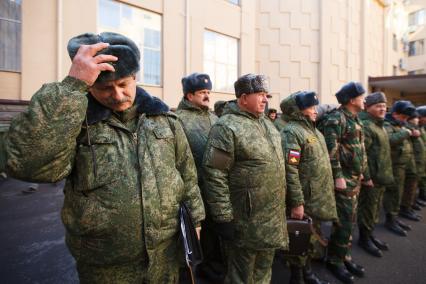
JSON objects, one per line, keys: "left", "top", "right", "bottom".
{"left": 291, "top": 205, "right": 304, "bottom": 220}
{"left": 411, "top": 129, "right": 421, "bottom": 137}
{"left": 362, "top": 179, "right": 374, "bottom": 187}
{"left": 196, "top": 226, "right": 201, "bottom": 240}
{"left": 335, "top": 178, "right": 347, "bottom": 190}
{"left": 68, "top": 42, "right": 117, "bottom": 86}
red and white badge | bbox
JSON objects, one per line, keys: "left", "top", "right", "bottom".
{"left": 288, "top": 150, "right": 301, "bottom": 165}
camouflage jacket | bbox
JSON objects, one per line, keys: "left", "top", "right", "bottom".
{"left": 176, "top": 98, "right": 218, "bottom": 187}
{"left": 202, "top": 101, "right": 288, "bottom": 250}
{"left": 359, "top": 111, "right": 394, "bottom": 186}
{"left": 274, "top": 116, "right": 287, "bottom": 132}
{"left": 384, "top": 114, "right": 412, "bottom": 166}
{"left": 280, "top": 95, "right": 337, "bottom": 221}
{"left": 5, "top": 77, "right": 205, "bottom": 270}
{"left": 407, "top": 123, "right": 425, "bottom": 177}
{"left": 317, "top": 107, "right": 367, "bottom": 192}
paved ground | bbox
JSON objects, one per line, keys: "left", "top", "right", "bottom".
{"left": 0, "top": 178, "right": 425, "bottom": 284}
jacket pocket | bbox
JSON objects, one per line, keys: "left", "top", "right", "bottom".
{"left": 73, "top": 139, "right": 118, "bottom": 191}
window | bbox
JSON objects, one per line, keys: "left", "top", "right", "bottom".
{"left": 204, "top": 31, "right": 238, "bottom": 93}
{"left": 408, "top": 9, "right": 425, "bottom": 27}
{"left": 393, "top": 34, "right": 398, "bottom": 51}
{"left": 228, "top": 0, "right": 240, "bottom": 5}
{"left": 408, "top": 40, "right": 424, "bottom": 56}
{"left": 0, "top": 0, "right": 21, "bottom": 72}
{"left": 98, "top": 0, "right": 162, "bottom": 86}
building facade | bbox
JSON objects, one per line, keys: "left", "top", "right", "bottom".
{"left": 0, "top": 0, "right": 422, "bottom": 124}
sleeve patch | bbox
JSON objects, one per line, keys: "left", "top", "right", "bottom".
{"left": 288, "top": 150, "right": 301, "bottom": 165}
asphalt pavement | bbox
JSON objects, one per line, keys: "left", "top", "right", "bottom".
{"left": 0, "top": 178, "right": 425, "bottom": 284}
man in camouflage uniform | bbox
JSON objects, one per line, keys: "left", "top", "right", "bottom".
{"left": 3, "top": 32, "right": 205, "bottom": 283}
{"left": 176, "top": 73, "right": 223, "bottom": 280}
{"left": 317, "top": 82, "right": 367, "bottom": 284}
{"left": 267, "top": 108, "right": 277, "bottom": 122}
{"left": 203, "top": 74, "right": 288, "bottom": 284}
{"left": 281, "top": 91, "right": 337, "bottom": 284}
{"left": 383, "top": 101, "right": 419, "bottom": 236}
{"left": 357, "top": 92, "right": 394, "bottom": 257}
{"left": 404, "top": 113, "right": 425, "bottom": 212}
{"left": 274, "top": 99, "right": 288, "bottom": 132}
{"left": 417, "top": 106, "right": 426, "bottom": 203}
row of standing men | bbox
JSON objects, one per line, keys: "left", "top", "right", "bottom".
{"left": 3, "top": 32, "right": 425, "bottom": 284}
{"left": 179, "top": 72, "right": 426, "bottom": 284}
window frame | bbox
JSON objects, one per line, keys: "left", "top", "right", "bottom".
{"left": 97, "top": 0, "right": 163, "bottom": 87}
{"left": 203, "top": 30, "right": 239, "bottom": 94}
{"left": 0, "top": 0, "right": 22, "bottom": 72}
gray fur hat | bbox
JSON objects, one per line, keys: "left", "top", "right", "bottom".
{"left": 335, "top": 82, "right": 365, "bottom": 105}
{"left": 67, "top": 32, "right": 140, "bottom": 83}
{"left": 234, "top": 74, "right": 269, "bottom": 98}
{"left": 365, "top": 92, "right": 387, "bottom": 107}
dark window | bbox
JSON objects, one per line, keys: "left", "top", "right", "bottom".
{"left": 0, "top": 0, "right": 22, "bottom": 72}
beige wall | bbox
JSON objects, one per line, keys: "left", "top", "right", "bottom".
{"left": 0, "top": 0, "right": 255, "bottom": 109}
{"left": 255, "top": 0, "right": 404, "bottom": 110}
{"left": 0, "top": 0, "right": 406, "bottom": 110}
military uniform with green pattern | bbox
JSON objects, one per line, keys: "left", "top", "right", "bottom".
{"left": 281, "top": 91, "right": 337, "bottom": 284}
{"left": 4, "top": 33, "right": 205, "bottom": 283}
{"left": 203, "top": 75, "right": 288, "bottom": 284}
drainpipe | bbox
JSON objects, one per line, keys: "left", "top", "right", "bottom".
{"left": 185, "top": 0, "right": 190, "bottom": 75}
{"left": 57, "top": 0, "right": 63, "bottom": 81}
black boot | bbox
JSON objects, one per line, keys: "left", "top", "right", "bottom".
{"left": 396, "top": 218, "right": 412, "bottom": 231}
{"left": 419, "top": 191, "right": 426, "bottom": 202}
{"left": 303, "top": 261, "right": 330, "bottom": 284}
{"left": 416, "top": 199, "right": 426, "bottom": 207}
{"left": 412, "top": 203, "right": 422, "bottom": 211}
{"left": 370, "top": 235, "right": 389, "bottom": 251}
{"left": 326, "top": 262, "right": 354, "bottom": 284}
{"left": 385, "top": 214, "right": 407, "bottom": 236}
{"left": 344, "top": 260, "right": 365, "bottom": 277}
{"left": 289, "top": 265, "right": 305, "bottom": 284}
{"left": 399, "top": 206, "right": 421, "bottom": 221}
{"left": 358, "top": 227, "right": 382, "bottom": 257}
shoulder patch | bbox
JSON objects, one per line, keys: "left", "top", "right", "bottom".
{"left": 288, "top": 150, "right": 301, "bottom": 165}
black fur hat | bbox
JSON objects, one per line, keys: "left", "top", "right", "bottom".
{"left": 182, "top": 73, "right": 212, "bottom": 95}
{"left": 295, "top": 91, "right": 319, "bottom": 110}
{"left": 234, "top": 74, "right": 269, "bottom": 98}
{"left": 417, "top": 106, "right": 426, "bottom": 117}
{"left": 67, "top": 32, "right": 140, "bottom": 83}
{"left": 335, "top": 82, "right": 365, "bottom": 105}
{"left": 391, "top": 100, "right": 416, "bottom": 116}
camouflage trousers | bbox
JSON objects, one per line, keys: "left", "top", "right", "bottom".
{"left": 328, "top": 192, "right": 357, "bottom": 265}
{"left": 419, "top": 175, "right": 426, "bottom": 198}
{"left": 77, "top": 260, "right": 179, "bottom": 284}
{"left": 286, "top": 221, "right": 323, "bottom": 267}
{"left": 401, "top": 157, "right": 418, "bottom": 208}
{"left": 358, "top": 185, "right": 385, "bottom": 232}
{"left": 383, "top": 164, "right": 407, "bottom": 216}
{"left": 224, "top": 244, "right": 275, "bottom": 284}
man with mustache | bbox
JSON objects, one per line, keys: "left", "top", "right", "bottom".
{"left": 203, "top": 74, "right": 288, "bottom": 283}
{"left": 175, "top": 73, "right": 222, "bottom": 280}
{"left": 3, "top": 32, "right": 205, "bottom": 283}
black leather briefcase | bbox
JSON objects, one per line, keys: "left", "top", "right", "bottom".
{"left": 282, "top": 217, "right": 313, "bottom": 256}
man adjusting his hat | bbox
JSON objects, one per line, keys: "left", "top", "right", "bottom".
{"left": 3, "top": 32, "right": 205, "bottom": 283}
